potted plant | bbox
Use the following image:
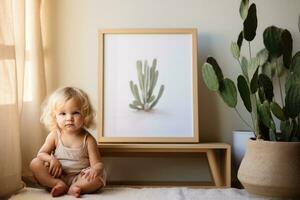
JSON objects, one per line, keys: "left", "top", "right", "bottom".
{"left": 201, "top": 0, "right": 300, "bottom": 198}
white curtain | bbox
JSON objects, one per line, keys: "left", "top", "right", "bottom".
{"left": 0, "top": 0, "right": 46, "bottom": 196}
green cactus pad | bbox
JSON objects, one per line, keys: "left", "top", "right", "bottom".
{"left": 237, "top": 75, "right": 252, "bottom": 112}
{"left": 258, "top": 74, "right": 274, "bottom": 102}
{"left": 270, "top": 102, "right": 286, "bottom": 120}
{"left": 250, "top": 67, "right": 259, "bottom": 93}
{"left": 280, "top": 120, "right": 293, "bottom": 141}
{"left": 231, "top": 42, "right": 240, "bottom": 59}
{"left": 237, "top": 31, "right": 244, "bottom": 50}
{"left": 219, "top": 78, "right": 237, "bottom": 108}
{"left": 281, "top": 29, "right": 293, "bottom": 68}
{"left": 239, "top": 0, "right": 249, "bottom": 20}
{"left": 263, "top": 26, "right": 283, "bottom": 58}
{"left": 248, "top": 57, "right": 259, "bottom": 82}
{"left": 202, "top": 63, "right": 219, "bottom": 91}
{"left": 258, "top": 100, "right": 271, "bottom": 128}
{"left": 285, "top": 72, "right": 300, "bottom": 96}
{"left": 291, "top": 51, "right": 300, "bottom": 75}
{"left": 241, "top": 57, "right": 248, "bottom": 80}
{"left": 285, "top": 83, "right": 300, "bottom": 118}
{"left": 206, "top": 57, "right": 224, "bottom": 82}
{"left": 243, "top": 4, "right": 257, "bottom": 41}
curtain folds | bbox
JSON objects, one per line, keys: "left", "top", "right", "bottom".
{"left": 0, "top": 0, "right": 46, "bottom": 197}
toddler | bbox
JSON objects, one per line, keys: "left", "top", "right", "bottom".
{"left": 30, "top": 87, "right": 106, "bottom": 197}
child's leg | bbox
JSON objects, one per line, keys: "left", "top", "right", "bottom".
{"left": 30, "top": 158, "right": 68, "bottom": 197}
{"left": 68, "top": 174, "right": 104, "bottom": 197}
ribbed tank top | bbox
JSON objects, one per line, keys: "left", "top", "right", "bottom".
{"left": 54, "top": 130, "right": 90, "bottom": 174}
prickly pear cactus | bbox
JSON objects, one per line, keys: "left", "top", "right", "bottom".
{"left": 201, "top": 0, "right": 300, "bottom": 141}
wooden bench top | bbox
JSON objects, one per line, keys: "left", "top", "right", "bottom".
{"left": 98, "top": 143, "right": 230, "bottom": 153}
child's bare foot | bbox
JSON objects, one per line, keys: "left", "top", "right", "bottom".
{"left": 68, "top": 185, "right": 81, "bottom": 198}
{"left": 50, "top": 182, "right": 68, "bottom": 197}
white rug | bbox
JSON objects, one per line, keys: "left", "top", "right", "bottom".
{"left": 9, "top": 187, "right": 281, "bottom": 200}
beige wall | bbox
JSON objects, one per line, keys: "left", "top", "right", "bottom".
{"left": 42, "top": 0, "right": 300, "bottom": 183}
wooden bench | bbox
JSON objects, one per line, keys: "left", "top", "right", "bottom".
{"left": 98, "top": 143, "right": 231, "bottom": 188}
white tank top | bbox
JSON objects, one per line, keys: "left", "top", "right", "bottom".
{"left": 54, "top": 130, "right": 90, "bottom": 174}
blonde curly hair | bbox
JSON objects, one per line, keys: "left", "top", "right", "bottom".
{"left": 40, "top": 87, "right": 95, "bottom": 131}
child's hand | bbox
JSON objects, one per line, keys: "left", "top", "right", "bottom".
{"left": 49, "top": 154, "right": 62, "bottom": 178}
{"left": 81, "top": 167, "right": 101, "bottom": 182}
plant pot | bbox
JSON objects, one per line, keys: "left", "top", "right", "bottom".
{"left": 238, "top": 139, "right": 300, "bottom": 198}
{"left": 232, "top": 131, "right": 254, "bottom": 188}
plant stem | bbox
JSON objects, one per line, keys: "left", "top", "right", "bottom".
{"left": 248, "top": 42, "right": 252, "bottom": 58}
{"left": 236, "top": 58, "right": 256, "bottom": 133}
{"left": 234, "top": 108, "right": 254, "bottom": 132}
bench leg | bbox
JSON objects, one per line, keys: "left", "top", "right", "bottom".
{"left": 206, "top": 149, "right": 222, "bottom": 187}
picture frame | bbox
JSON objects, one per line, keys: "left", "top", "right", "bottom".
{"left": 98, "top": 28, "right": 199, "bottom": 143}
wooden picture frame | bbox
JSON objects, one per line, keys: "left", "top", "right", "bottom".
{"left": 98, "top": 28, "right": 198, "bottom": 143}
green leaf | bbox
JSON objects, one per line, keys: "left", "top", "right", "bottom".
{"left": 207, "top": 57, "right": 224, "bottom": 81}
{"left": 258, "top": 88, "right": 265, "bottom": 103}
{"left": 250, "top": 67, "right": 259, "bottom": 93}
{"left": 241, "top": 57, "right": 248, "bottom": 80}
{"left": 230, "top": 42, "right": 240, "bottom": 59}
{"left": 263, "top": 26, "right": 283, "bottom": 58}
{"left": 237, "top": 31, "right": 244, "bottom": 50}
{"left": 219, "top": 78, "right": 237, "bottom": 108}
{"left": 270, "top": 102, "right": 286, "bottom": 120}
{"left": 243, "top": 4, "right": 257, "bottom": 41}
{"left": 258, "top": 100, "right": 271, "bottom": 128}
{"left": 202, "top": 63, "right": 219, "bottom": 91}
{"left": 281, "top": 29, "right": 293, "bottom": 68}
{"left": 248, "top": 57, "right": 259, "bottom": 81}
{"left": 280, "top": 120, "right": 293, "bottom": 141}
{"left": 291, "top": 51, "right": 300, "bottom": 75}
{"left": 285, "top": 72, "right": 300, "bottom": 93}
{"left": 285, "top": 83, "right": 300, "bottom": 118}
{"left": 239, "top": 0, "right": 249, "bottom": 20}
{"left": 258, "top": 74, "right": 274, "bottom": 102}
{"left": 238, "top": 75, "right": 252, "bottom": 112}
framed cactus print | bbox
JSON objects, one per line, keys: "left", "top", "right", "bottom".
{"left": 98, "top": 28, "right": 199, "bottom": 143}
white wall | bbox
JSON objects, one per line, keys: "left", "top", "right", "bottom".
{"left": 42, "top": 0, "right": 300, "bottom": 183}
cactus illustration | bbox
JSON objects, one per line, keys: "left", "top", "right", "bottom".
{"left": 129, "top": 59, "right": 164, "bottom": 111}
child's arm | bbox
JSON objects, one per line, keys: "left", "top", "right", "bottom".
{"left": 37, "top": 132, "right": 56, "bottom": 162}
{"left": 86, "top": 135, "right": 104, "bottom": 170}
{"left": 83, "top": 135, "right": 104, "bottom": 181}
{"left": 37, "top": 132, "right": 62, "bottom": 178}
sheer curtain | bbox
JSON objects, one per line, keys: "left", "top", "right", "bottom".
{"left": 0, "top": 0, "right": 46, "bottom": 196}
